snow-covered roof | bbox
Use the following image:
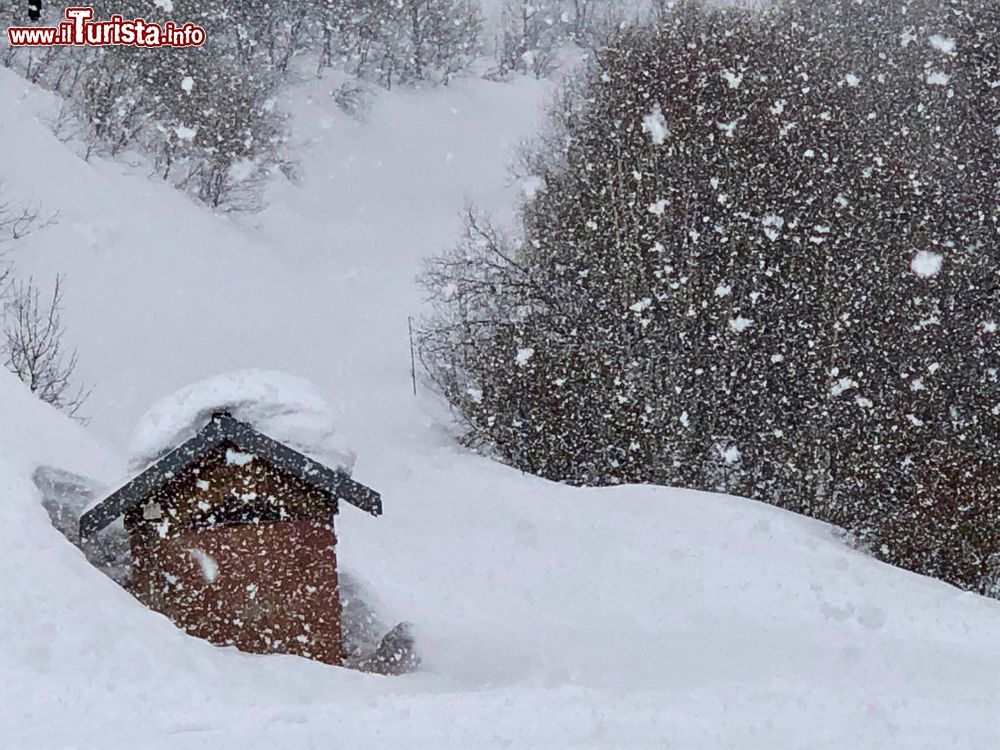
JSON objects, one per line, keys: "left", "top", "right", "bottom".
{"left": 128, "top": 369, "right": 356, "bottom": 475}
{"left": 81, "top": 411, "right": 382, "bottom": 537}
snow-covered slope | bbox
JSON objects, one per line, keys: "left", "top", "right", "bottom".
{"left": 1, "top": 66, "right": 999, "bottom": 749}
{"left": 0, "top": 66, "right": 550, "bottom": 456}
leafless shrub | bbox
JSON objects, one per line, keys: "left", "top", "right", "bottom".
{"left": 1, "top": 276, "right": 89, "bottom": 417}
{"left": 0, "top": 190, "right": 44, "bottom": 242}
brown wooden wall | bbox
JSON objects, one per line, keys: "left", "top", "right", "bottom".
{"left": 125, "top": 442, "right": 343, "bottom": 665}
{"left": 131, "top": 519, "right": 343, "bottom": 664}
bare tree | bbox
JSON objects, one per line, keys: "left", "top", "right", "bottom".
{"left": 1, "top": 277, "right": 89, "bottom": 417}
{"left": 0, "top": 184, "right": 35, "bottom": 329}
{"left": 492, "top": 0, "right": 562, "bottom": 79}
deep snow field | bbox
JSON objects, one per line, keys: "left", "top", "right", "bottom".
{"left": 1, "top": 62, "right": 999, "bottom": 749}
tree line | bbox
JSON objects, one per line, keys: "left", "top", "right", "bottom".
{"left": 418, "top": 0, "right": 1000, "bottom": 596}
{"left": 0, "top": 0, "right": 644, "bottom": 210}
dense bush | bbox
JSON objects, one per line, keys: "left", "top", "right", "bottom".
{"left": 419, "top": 0, "right": 1000, "bottom": 595}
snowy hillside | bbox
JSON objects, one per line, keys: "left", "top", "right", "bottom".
{"left": 1, "top": 57, "right": 999, "bottom": 750}
{"left": 0, "top": 65, "right": 550, "bottom": 454}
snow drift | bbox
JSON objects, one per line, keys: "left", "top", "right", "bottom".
{"left": 3, "top": 360, "right": 1000, "bottom": 749}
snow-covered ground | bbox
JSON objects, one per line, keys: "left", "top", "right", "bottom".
{"left": 1, "top": 65, "right": 999, "bottom": 749}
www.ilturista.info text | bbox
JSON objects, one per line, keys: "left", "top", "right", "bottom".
{"left": 7, "top": 7, "right": 206, "bottom": 47}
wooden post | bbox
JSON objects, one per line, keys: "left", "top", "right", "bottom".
{"left": 408, "top": 316, "right": 417, "bottom": 397}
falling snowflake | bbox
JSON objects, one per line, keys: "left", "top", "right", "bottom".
{"left": 911, "top": 250, "right": 942, "bottom": 278}
{"left": 225, "top": 449, "right": 255, "bottom": 466}
{"left": 830, "top": 377, "right": 858, "bottom": 396}
{"left": 188, "top": 548, "right": 219, "bottom": 583}
{"left": 729, "top": 316, "right": 753, "bottom": 333}
{"left": 928, "top": 34, "right": 956, "bottom": 55}
{"left": 717, "top": 119, "right": 739, "bottom": 138}
{"left": 722, "top": 69, "right": 743, "bottom": 89}
{"left": 761, "top": 213, "right": 785, "bottom": 241}
{"left": 648, "top": 199, "right": 669, "bottom": 215}
{"left": 522, "top": 175, "right": 545, "bottom": 198}
{"left": 719, "top": 444, "right": 742, "bottom": 464}
{"left": 174, "top": 125, "right": 198, "bottom": 141}
{"left": 642, "top": 104, "right": 669, "bottom": 145}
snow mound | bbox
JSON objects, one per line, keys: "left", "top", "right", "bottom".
{"left": 128, "top": 370, "right": 356, "bottom": 474}
{"left": 0, "top": 369, "right": 121, "bottom": 485}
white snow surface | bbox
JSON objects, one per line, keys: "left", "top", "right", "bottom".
{"left": 126, "top": 369, "right": 356, "bottom": 474}
{"left": 0, "top": 369, "right": 120, "bottom": 483}
{"left": 0, "top": 66, "right": 999, "bottom": 749}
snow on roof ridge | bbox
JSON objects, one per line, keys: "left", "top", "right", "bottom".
{"left": 127, "top": 369, "right": 356, "bottom": 476}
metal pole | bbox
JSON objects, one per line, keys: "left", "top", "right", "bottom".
{"left": 408, "top": 316, "right": 417, "bottom": 397}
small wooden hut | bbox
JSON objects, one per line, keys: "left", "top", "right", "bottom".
{"left": 80, "top": 411, "right": 381, "bottom": 665}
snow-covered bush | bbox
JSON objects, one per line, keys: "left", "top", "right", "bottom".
{"left": 76, "top": 2, "right": 288, "bottom": 210}
{"left": 76, "top": 49, "right": 147, "bottom": 160}
{"left": 419, "top": 0, "right": 1000, "bottom": 595}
